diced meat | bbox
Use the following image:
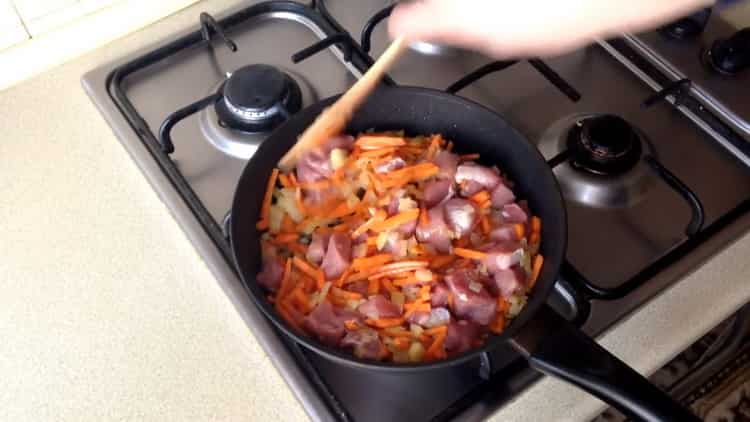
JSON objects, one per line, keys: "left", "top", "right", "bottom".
{"left": 346, "top": 280, "right": 369, "bottom": 296}
{"left": 303, "top": 302, "right": 347, "bottom": 346}
{"left": 257, "top": 257, "right": 284, "bottom": 291}
{"left": 455, "top": 164, "right": 501, "bottom": 195}
{"left": 444, "top": 198, "right": 478, "bottom": 238}
{"left": 399, "top": 219, "right": 418, "bottom": 237}
{"left": 407, "top": 307, "right": 451, "bottom": 328}
{"left": 385, "top": 193, "right": 418, "bottom": 236}
{"left": 321, "top": 233, "right": 351, "bottom": 279}
{"left": 375, "top": 157, "right": 406, "bottom": 173}
{"left": 502, "top": 203, "right": 528, "bottom": 224}
{"left": 483, "top": 242, "right": 524, "bottom": 274}
{"left": 357, "top": 295, "right": 401, "bottom": 319}
{"left": 423, "top": 179, "right": 454, "bottom": 208}
{"left": 433, "top": 150, "right": 459, "bottom": 180}
{"left": 444, "top": 269, "right": 497, "bottom": 325}
{"left": 445, "top": 320, "right": 482, "bottom": 354}
{"left": 491, "top": 183, "right": 516, "bottom": 208}
{"left": 341, "top": 328, "right": 383, "bottom": 360}
{"left": 306, "top": 231, "right": 331, "bottom": 265}
{"left": 416, "top": 205, "right": 454, "bottom": 254}
{"left": 489, "top": 224, "right": 518, "bottom": 242}
{"left": 296, "top": 135, "right": 353, "bottom": 204}
{"left": 431, "top": 282, "right": 451, "bottom": 307}
{"left": 491, "top": 267, "right": 527, "bottom": 298}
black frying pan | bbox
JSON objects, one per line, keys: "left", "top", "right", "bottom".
{"left": 230, "top": 87, "right": 698, "bottom": 422}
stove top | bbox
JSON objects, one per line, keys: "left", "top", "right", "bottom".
{"left": 82, "top": 1, "right": 750, "bottom": 421}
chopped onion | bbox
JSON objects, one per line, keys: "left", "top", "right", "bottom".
{"left": 398, "top": 196, "right": 418, "bottom": 213}
{"left": 415, "top": 269, "right": 433, "bottom": 282}
{"left": 346, "top": 299, "right": 365, "bottom": 310}
{"left": 268, "top": 205, "right": 284, "bottom": 232}
{"left": 408, "top": 342, "right": 426, "bottom": 362}
{"left": 422, "top": 308, "right": 451, "bottom": 328}
{"left": 311, "top": 282, "right": 332, "bottom": 307}
{"left": 376, "top": 231, "right": 389, "bottom": 250}
{"left": 409, "top": 324, "right": 424, "bottom": 337}
{"left": 468, "top": 281, "right": 483, "bottom": 293}
{"left": 276, "top": 188, "right": 303, "bottom": 222}
{"left": 330, "top": 148, "right": 348, "bottom": 170}
{"left": 508, "top": 294, "right": 527, "bottom": 317}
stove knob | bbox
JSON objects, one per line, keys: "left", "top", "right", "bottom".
{"left": 706, "top": 27, "right": 750, "bottom": 75}
{"left": 660, "top": 8, "right": 711, "bottom": 39}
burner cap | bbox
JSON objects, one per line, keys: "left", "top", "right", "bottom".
{"left": 567, "top": 115, "right": 642, "bottom": 176}
{"left": 215, "top": 64, "right": 302, "bottom": 133}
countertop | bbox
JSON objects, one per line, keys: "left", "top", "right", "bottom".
{"left": 2, "top": 1, "right": 750, "bottom": 421}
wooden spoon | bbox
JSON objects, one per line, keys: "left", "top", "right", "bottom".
{"left": 278, "top": 36, "right": 407, "bottom": 171}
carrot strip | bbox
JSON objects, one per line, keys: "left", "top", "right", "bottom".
{"left": 293, "top": 257, "right": 325, "bottom": 288}
{"left": 333, "top": 222, "right": 350, "bottom": 232}
{"left": 359, "top": 147, "right": 397, "bottom": 158}
{"left": 393, "top": 275, "right": 420, "bottom": 287}
{"left": 288, "top": 173, "right": 298, "bottom": 185}
{"left": 425, "top": 325, "right": 448, "bottom": 336}
{"left": 297, "top": 179, "right": 331, "bottom": 190}
{"left": 419, "top": 205, "right": 429, "bottom": 226}
{"left": 489, "top": 314, "right": 506, "bottom": 334}
{"left": 529, "top": 232, "right": 540, "bottom": 247}
{"left": 460, "top": 153, "right": 480, "bottom": 161}
{"left": 514, "top": 224, "right": 525, "bottom": 240}
{"left": 352, "top": 253, "right": 394, "bottom": 271}
{"left": 418, "top": 285, "right": 431, "bottom": 302}
{"left": 369, "top": 209, "right": 420, "bottom": 233}
{"left": 470, "top": 190, "right": 490, "bottom": 205}
{"left": 277, "top": 302, "right": 303, "bottom": 332}
{"left": 530, "top": 216, "right": 542, "bottom": 234}
{"left": 382, "top": 278, "right": 397, "bottom": 294}
{"left": 294, "top": 186, "right": 306, "bottom": 216}
{"left": 429, "top": 255, "right": 455, "bottom": 269}
{"left": 286, "top": 242, "right": 307, "bottom": 256}
{"left": 281, "top": 214, "right": 295, "bottom": 233}
{"left": 368, "top": 278, "right": 381, "bottom": 295}
{"left": 278, "top": 174, "right": 292, "bottom": 188}
{"left": 256, "top": 168, "right": 279, "bottom": 230}
{"left": 529, "top": 254, "right": 544, "bottom": 288}
{"left": 368, "top": 267, "right": 422, "bottom": 280}
{"left": 392, "top": 337, "right": 411, "bottom": 350}
{"left": 335, "top": 268, "right": 353, "bottom": 288}
{"left": 425, "top": 135, "right": 441, "bottom": 160}
{"left": 497, "top": 297, "right": 510, "bottom": 314}
{"left": 381, "top": 328, "right": 413, "bottom": 337}
{"left": 331, "top": 287, "right": 363, "bottom": 300}
{"left": 454, "top": 247, "right": 487, "bottom": 260}
{"left": 275, "top": 233, "right": 299, "bottom": 243}
{"left": 351, "top": 209, "right": 387, "bottom": 238}
{"left": 276, "top": 258, "right": 293, "bottom": 301}
{"left": 365, "top": 317, "right": 405, "bottom": 328}
{"left": 478, "top": 199, "right": 492, "bottom": 209}
{"left": 403, "top": 301, "right": 430, "bottom": 318}
{"left": 426, "top": 331, "right": 447, "bottom": 360}
{"left": 344, "top": 320, "right": 361, "bottom": 331}
{"left": 480, "top": 214, "right": 491, "bottom": 234}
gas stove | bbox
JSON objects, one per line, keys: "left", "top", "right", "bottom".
{"left": 82, "top": 1, "right": 750, "bottom": 421}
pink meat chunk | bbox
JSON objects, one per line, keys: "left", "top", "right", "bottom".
{"left": 434, "top": 150, "right": 460, "bottom": 180}
{"left": 306, "top": 231, "right": 331, "bottom": 266}
{"left": 444, "top": 198, "right": 478, "bottom": 238}
{"left": 257, "top": 257, "right": 284, "bottom": 291}
{"left": 455, "top": 164, "right": 501, "bottom": 195}
{"left": 491, "top": 267, "right": 527, "bottom": 298}
{"left": 482, "top": 242, "right": 524, "bottom": 274}
{"left": 357, "top": 295, "right": 401, "bottom": 320}
{"left": 423, "top": 179, "right": 455, "bottom": 208}
{"left": 303, "top": 302, "right": 347, "bottom": 346}
{"left": 489, "top": 224, "right": 519, "bottom": 242}
{"left": 444, "top": 269, "right": 497, "bottom": 325}
{"left": 416, "top": 204, "right": 454, "bottom": 254}
{"left": 321, "top": 232, "right": 351, "bottom": 280}
{"left": 375, "top": 157, "right": 406, "bottom": 173}
{"left": 491, "top": 183, "right": 516, "bottom": 208}
{"left": 296, "top": 135, "right": 353, "bottom": 204}
{"left": 445, "top": 320, "right": 482, "bottom": 354}
{"left": 341, "top": 328, "right": 383, "bottom": 360}
{"left": 431, "top": 282, "right": 451, "bottom": 307}
{"left": 407, "top": 307, "right": 451, "bottom": 328}
{"left": 502, "top": 203, "right": 528, "bottom": 224}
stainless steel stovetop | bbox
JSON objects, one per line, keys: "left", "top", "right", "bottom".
{"left": 82, "top": 1, "right": 750, "bottom": 421}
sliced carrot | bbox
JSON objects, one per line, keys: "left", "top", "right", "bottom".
{"left": 470, "top": 190, "right": 490, "bottom": 205}
{"left": 530, "top": 216, "right": 542, "bottom": 234}
{"left": 489, "top": 314, "right": 506, "bottom": 334}
{"left": 344, "top": 320, "right": 361, "bottom": 331}
{"left": 418, "top": 285, "right": 431, "bottom": 302}
{"left": 403, "top": 301, "right": 430, "bottom": 318}
{"left": 359, "top": 147, "right": 397, "bottom": 158}
{"left": 275, "top": 232, "right": 299, "bottom": 243}
{"left": 298, "top": 179, "right": 331, "bottom": 190}
{"left": 425, "top": 135, "right": 441, "bottom": 160}
{"left": 369, "top": 208, "right": 420, "bottom": 233}
{"left": 529, "top": 254, "right": 544, "bottom": 288}
{"left": 277, "top": 302, "right": 303, "bottom": 332}
{"left": 426, "top": 330, "right": 448, "bottom": 360}
{"left": 424, "top": 325, "right": 448, "bottom": 336}
{"left": 429, "top": 255, "right": 455, "bottom": 269}
{"left": 351, "top": 209, "right": 387, "bottom": 238}
{"left": 419, "top": 205, "right": 429, "bottom": 226}
{"left": 368, "top": 278, "right": 381, "bottom": 295}
{"left": 352, "top": 253, "right": 394, "bottom": 271}
{"left": 332, "top": 222, "right": 350, "bottom": 232}
{"left": 459, "top": 153, "right": 480, "bottom": 161}
{"left": 382, "top": 278, "right": 398, "bottom": 294}
{"left": 381, "top": 163, "right": 439, "bottom": 187}
{"left": 289, "top": 286, "right": 312, "bottom": 313}
{"left": 392, "top": 337, "right": 411, "bottom": 350}
{"left": 529, "top": 232, "right": 540, "bottom": 247}
{"left": 480, "top": 214, "right": 491, "bottom": 234}
{"left": 256, "top": 168, "right": 279, "bottom": 230}
{"left": 331, "top": 287, "right": 363, "bottom": 301}
{"left": 365, "top": 317, "right": 405, "bottom": 328}
{"left": 380, "top": 328, "right": 413, "bottom": 337}
{"left": 355, "top": 135, "right": 406, "bottom": 150}
{"left": 281, "top": 214, "right": 295, "bottom": 233}
{"left": 497, "top": 297, "right": 510, "bottom": 314}
{"left": 294, "top": 186, "right": 306, "bottom": 216}
{"left": 514, "top": 223, "right": 525, "bottom": 240}
{"left": 479, "top": 199, "right": 492, "bottom": 209}
{"left": 286, "top": 242, "right": 307, "bottom": 256}
{"left": 278, "top": 174, "right": 292, "bottom": 188}
{"left": 289, "top": 173, "right": 298, "bottom": 186}
{"left": 393, "top": 275, "right": 420, "bottom": 287}
{"left": 292, "top": 257, "right": 325, "bottom": 288}
{"left": 454, "top": 247, "right": 487, "bottom": 260}
{"left": 276, "top": 258, "right": 294, "bottom": 301}
{"left": 335, "top": 268, "right": 353, "bottom": 288}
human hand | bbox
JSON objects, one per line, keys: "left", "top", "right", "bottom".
{"left": 388, "top": 0, "right": 714, "bottom": 59}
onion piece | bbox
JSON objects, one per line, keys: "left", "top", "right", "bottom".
{"left": 408, "top": 341, "right": 425, "bottom": 362}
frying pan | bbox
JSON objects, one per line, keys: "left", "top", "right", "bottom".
{"left": 230, "top": 87, "right": 699, "bottom": 422}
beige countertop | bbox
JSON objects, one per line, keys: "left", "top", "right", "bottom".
{"left": 1, "top": 1, "right": 750, "bottom": 421}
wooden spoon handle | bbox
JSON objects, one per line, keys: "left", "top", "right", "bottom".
{"left": 278, "top": 36, "right": 407, "bottom": 171}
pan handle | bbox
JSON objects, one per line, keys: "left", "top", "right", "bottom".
{"left": 510, "top": 306, "right": 700, "bottom": 422}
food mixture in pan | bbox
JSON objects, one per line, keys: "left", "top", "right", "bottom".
{"left": 255, "top": 132, "right": 543, "bottom": 363}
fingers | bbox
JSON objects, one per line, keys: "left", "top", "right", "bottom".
{"left": 387, "top": 0, "right": 483, "bottom": 46}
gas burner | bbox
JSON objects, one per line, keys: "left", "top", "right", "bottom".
{"left": 567, "top": 115, "right": 642, "bottom": 176}
{"left": 200, "top": 66, "right": 315, "bottom": 159}
{"left": 538, "top": 114, "right": 657, "bottom": 209}
{"left": 215, "top": 64, "right": 302, "bottom": 133}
